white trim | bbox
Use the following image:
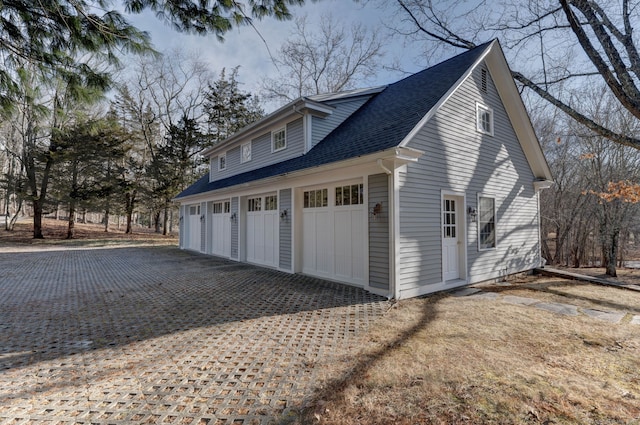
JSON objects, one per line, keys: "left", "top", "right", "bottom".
{"left": 392, "top": 166, "right": 402, "bottom": 300}
{"left": 477, "top": 193, "right": 497, "bottom": 251}
{"left": 475, "top": 102, "right": 494, "bottom": 136}
{"left": 304, "top": 114, "right": 313, "bottom": 153}
{"left": 533, "top": 179, "right": 554, "bottom": 192}
{"left": 440, "top": 190, "right": 468, "bottom": 283}
{"left": 271, "top": 127, "right": 287, "bottom": 153}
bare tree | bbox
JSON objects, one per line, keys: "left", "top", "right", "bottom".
{"left": 390, "top": 0, "right": 640, "bottom": 149}
{"left": 261, "top": 14, "right": 385, "bottom": 103}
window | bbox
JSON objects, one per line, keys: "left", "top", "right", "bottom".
{"left": 478, "top": 196, "right": 496, "bottom": 250}
{"left": 212, "top": 202, "right": 223, "bottom": 214}
{"left": 218, "top": 153, "right": 226, "bottom": 171}
{"left": 443, "top": 199, "right": 456, "bottom": 238}
{"left": 476, "top": 103, "right": 493, "bottom": 136}
{"left": 241, "top": 142, "right": 252, "bottom": 163}
{"left": 272, "top": 128, "right": 286, "bottom": 152}
{"left": 224, "top": 201, "right": 230, "bottom": 213}
{"left": 189, "top": 205, "right": 200, "bottom": 215}
{"left": 248, "top": 197, "right": 262, "bottom": 212}
{"left": 335, "top": 184, "right": 364, "bottom": 206}
{"left": 303, "top": 189, "right": 328, "bottom": 208}
{"left": 264, "top": 195, "right": 278, "bottom": 211}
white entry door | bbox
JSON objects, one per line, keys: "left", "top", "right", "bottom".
{"left": 211, "top": 200, "right": 231, "bottom": 257}
{"left": 187, "top": 204, "right": 201, "bottom": 252}
{"left": 442, "top": 197, "right": 460, "bottom": 281}
{"left": 246, "top": 194, "right": 279, "bottom": 267}
{"left": 303, "top": 183, "right": 365, "bottom": 285}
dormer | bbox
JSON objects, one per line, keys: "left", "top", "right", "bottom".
{"left": 203, "top": 87, "right": 386, "bottom": 184}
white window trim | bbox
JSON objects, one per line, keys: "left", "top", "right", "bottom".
{"left": 218, "top": 152, "right": 227, "bottom": 171}
{"left": 477, "top": 193, "right": 497, "bottom": 251}
{"left": 241, "top": 142, "right": 252, "bottom": 163}
{"left": 271, "top": 127, "right": 287, "bottom": 153}
{"left": 476, "top": 102, "right": 494, "bottom": 136}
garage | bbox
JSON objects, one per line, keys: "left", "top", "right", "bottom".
{"left": 302, "top": 182, "right": 366, "bottom": 285}
{"left": 186, "top": 204, "right": 202, "bottom": 252}
{"left": 210, "top": 200, "right": 231, "bottom": 257}
{"left": 245, "top": 194, "right": 279, "bottom": 267}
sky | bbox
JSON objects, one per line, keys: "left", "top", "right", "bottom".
{"left": 122, "top": 0, "right": 428, "bottom": 110}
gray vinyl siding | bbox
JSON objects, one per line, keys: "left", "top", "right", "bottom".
{"left": 209, "top": 118, "right": 305, "bottom": 183}
{"left": 399, "top": 62, "right": 540, "bottom": 293}
{"left": 368, "top": 174, "right": 390, "bottom": 290}
{"left": 311, "top": 97, "right": 370, "bottom": 149}
{"left": 230, "top": 197, "right": 239, "bottom": 259}
{"left": 278, "top": 188, "right": 292, "bottom": 271}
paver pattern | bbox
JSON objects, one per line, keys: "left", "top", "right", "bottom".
{"left": 0, "top": 246, "right": 389, "bottom": 424}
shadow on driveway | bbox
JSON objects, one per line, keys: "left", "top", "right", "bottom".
{"left": 0, "top": 246, "right": 389, "bottom": 424}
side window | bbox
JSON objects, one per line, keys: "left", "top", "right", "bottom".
{"left": 241, "top": 142, "right": 252, "bottom": 163}
{"left": 218, "top": 153, "right": 226, "bottom": 171}
{"left": 478, "top": 196, "right": 496, "bottom": 250}
{"left": 476, "top": 103, "right": 493, "bottom": 136}
{"left": 272, "top": 128, "right": 286, "bottom": 152}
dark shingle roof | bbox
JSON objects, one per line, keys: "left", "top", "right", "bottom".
{"left": 176, "top": 42, "right": 491, "bottom": 199}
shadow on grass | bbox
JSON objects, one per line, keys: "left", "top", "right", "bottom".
{"left": 287, "top": 295, "right": 442, "bottom": 424}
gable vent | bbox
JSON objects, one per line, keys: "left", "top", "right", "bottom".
{"left": 481, "top": 68, "right": 488, "bottom": 93}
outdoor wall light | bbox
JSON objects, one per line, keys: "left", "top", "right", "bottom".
{"left": 200, "top": 214, "right": 205, "bottom": 221}
{"left": 230, "top": 212, "right": 237, "bottom": 223}
{"left": 370, "top": 202, "right": 383, "bottom": 220}
{"left": 468, "top": 207, "right": 477, "bottom": 223}
{"left": 280, "top": 209, "right": 289, "bottom": 221}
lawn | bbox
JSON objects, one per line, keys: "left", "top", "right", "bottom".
{"left": 294, "top": 276, "right": 640, "bottom": 424}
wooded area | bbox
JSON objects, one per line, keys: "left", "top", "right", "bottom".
{"left": 2, "top": 0, "right": 640, "bottom": 278}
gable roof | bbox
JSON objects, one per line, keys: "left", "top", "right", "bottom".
{"left": 177, "top": 40, "right": 550, "bottom": 200}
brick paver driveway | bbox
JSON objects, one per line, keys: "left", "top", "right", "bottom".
{"left": 0, "top": 245, "right": 389, "bottom": 424}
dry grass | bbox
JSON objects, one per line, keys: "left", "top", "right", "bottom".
{"left": 295, "top": 276, "right": 640, "bottom": 425}
{"left": 0, "top": 217, "right": 177, "bottom": 248}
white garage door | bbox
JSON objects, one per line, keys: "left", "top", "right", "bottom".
{"left": 246, "top": 194, "right": 279, "bottom": 267}
{"left": 211, "top": 200, "right": 231, "bottom": 257}
{"left": 187, "top": 204, "right": 201, "bottom": 252}
{"left": 303, "top": 183, "right": 365, "bottom": 285}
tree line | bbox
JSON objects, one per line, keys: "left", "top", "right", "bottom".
{"left": 0, "top": 57, "right": 263, "bottom": 238}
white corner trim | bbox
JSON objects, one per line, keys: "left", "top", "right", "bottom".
{"left": 533, "top": 180, "right": 554, "bottom": 192}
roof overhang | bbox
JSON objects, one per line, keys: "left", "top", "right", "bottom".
{"left": 483, "top": 40, "right": 554, "bottom": 182}
{"left": 174, "top": 146, "right": 424, "bottom": 204}
{"left": 202, "top": 98, "right": 335, "bottom": 158}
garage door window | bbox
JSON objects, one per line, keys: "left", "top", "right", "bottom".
{"left": 304, "top": 189, "right": 328, "bottom": 208}
{"left": 248, "top": 197, "right": 262, "bottom": 212}
{"left": 265, "top": 195, "right": 278, "bottom": 210}
{"left": 212, "top": 202, "right": 223, "bottom": 214}
{"left": 335, "top": 184, "right": 363, "bottom": 206}
{"left": 189, "top": 205, "right": 200, "bottom": 215}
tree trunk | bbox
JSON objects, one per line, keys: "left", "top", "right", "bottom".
{"left": 33, "top": 199, "right": 44, "bottom": 239}
{"left": 162, "top": 203, "right": 169, "bottom": 236}
{"left": 154, "top": 210, "right": 161, "bottom": 233}
{"left": 125, "top": 190, "right": 136, "bottom": 234}
{"left": 67, "top": 202, "right": 76, "bottom": 239}
{"left": 605, "top": 229, "right": 620, "bottom": 277}
{"left": 104, "top": 204, "right": 110, "bottom": 232}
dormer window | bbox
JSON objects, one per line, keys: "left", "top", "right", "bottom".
{"left": 218, "top": 152, "right": 226, "bottom": 171}
{"left": 272, "top": 127, "right": 286, "bottom": 152}
{"left": 241, "top": 142, "right": 252, "bottom": 163}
